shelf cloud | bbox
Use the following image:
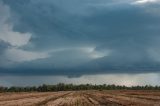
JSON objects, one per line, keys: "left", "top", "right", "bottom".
{"left": 0, "top": 0, "right": 160, "bottom": 78}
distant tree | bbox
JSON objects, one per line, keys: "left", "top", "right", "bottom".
{"left": 0, "top": 84, "right": 160, "bottom": 92}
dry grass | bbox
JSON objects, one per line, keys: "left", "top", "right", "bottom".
{"left": 0, "top": 90, "right": 160, "bottom": 106}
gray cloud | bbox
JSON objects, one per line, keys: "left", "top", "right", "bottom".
{"left": 1, "top": 0, "right": 160, "bottom": 76}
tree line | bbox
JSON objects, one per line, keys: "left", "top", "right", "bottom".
{"left": 0, "top": 83, "right": 160, "bottom": 92}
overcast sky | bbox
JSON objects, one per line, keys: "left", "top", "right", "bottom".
{"left": 0, "top": 0, "right": 160, "bottom": 86}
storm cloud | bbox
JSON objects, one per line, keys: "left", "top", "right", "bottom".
{"left": 0, "top": 0, "right": 160, "bottom": 77}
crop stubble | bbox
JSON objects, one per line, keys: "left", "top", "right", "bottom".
{"left": 0, "top": 90, "right": 160, "bottom": 106}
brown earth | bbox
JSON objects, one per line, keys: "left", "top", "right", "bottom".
{"left": 0, "top": 90, "right": 160, "bottom": 106}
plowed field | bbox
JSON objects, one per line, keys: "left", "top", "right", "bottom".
{"left": 0, "top": 90, "right": 160, "bottom": 106}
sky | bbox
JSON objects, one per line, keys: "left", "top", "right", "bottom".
{"left": 0, "top": 0, "right": 160, "bottom": 86}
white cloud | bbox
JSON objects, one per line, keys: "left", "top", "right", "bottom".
{"left": 0, "top": 2, "right": 31, "bottom": 47}
{"left": 133, "top": 0, "right": 158, "bottom": 4}
{"left": 0, "top": 1, "right": 49, "bottom": 65}
{"left": 49, "top": 46, "right": 110, "bottom": 59}
{"left": 4, "top": 48, "right": 49, "bottom": 62}
{"left": 79, "top": 47, "right": 110, "bottom": 59}
{"left": 0, "top": 24, "right": 31, "bottom": 47}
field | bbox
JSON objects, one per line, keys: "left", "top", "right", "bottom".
{"left": 0, "top": 90, "right": 160, "bottom": 106}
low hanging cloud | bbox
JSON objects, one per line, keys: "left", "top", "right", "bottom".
{"left": 0, "top": 0, "right": 160, "bottom": 76}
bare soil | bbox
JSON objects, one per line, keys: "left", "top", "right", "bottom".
{"left": 0, "top": 90, "right": 160, "bottom": 106}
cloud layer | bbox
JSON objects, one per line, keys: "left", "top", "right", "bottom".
{"left": 0, "top": 0, "right": 160, "bottom": 76}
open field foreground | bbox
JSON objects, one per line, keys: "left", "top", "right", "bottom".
{"left": 0, "top": 90, "right": 160, "bottom": 106}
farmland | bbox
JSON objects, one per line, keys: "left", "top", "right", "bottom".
{"left": 0, "top": 90, "right": 160, "bottom": 106}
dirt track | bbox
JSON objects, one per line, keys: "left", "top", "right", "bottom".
{"left": 0, "top": 90, "right": 160, "bottom": 106}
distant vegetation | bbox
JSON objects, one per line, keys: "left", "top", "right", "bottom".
{"left": 0, "top": 83, "right": 160, "bottom": 92}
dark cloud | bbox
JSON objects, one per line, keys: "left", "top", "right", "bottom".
{"left": 0, "top": 40, "right": 10, "bottom": 52}
{"left": 1, "top": 0, "right": 160, "bottom": 76}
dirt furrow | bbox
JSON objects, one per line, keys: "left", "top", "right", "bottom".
{"left": 46, "top": 91, "right": 100, "bottom": 106}
{"left": 84, "top": 92, "right": 123, "bottom": 106}
{"left": 34, "top": 92, "right": 71, "bottom": 106}
{"left": 0, "top": 92, "right": 55, "bottom": 102}
{"left": 86, "top": 91, "right": 160, "bottom": 106}
{"left": 118, "top": 94, "right": 160, "bottom": 101}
